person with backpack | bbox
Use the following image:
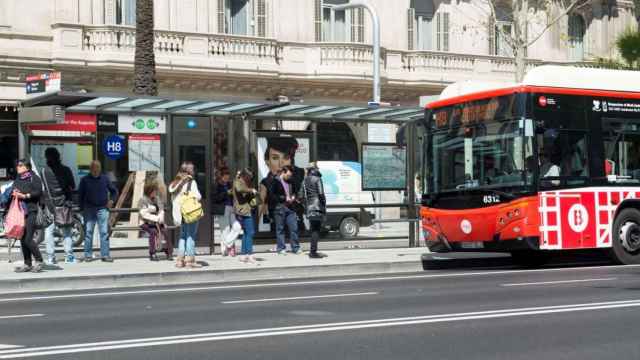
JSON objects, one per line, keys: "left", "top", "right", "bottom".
{"left": 12, "top": 159, "right": 45, "bottom": 273}
{"left": 41, "top": 147, "right": 76, "bottom": 265}
{"left": 169, "top": 161, "right": 202, "bottom": 268}
{"left": 298, "top": 163, "right": 327, "bottom": 259}
{"left": 233, "top": 168, "right": 258, "bottom": 264}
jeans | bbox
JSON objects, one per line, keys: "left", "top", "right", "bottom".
{"left": 178, "top": 221, "right": 198, "bottom": 257}
{"left": 274, "top": 206, "right": 299, "bottom": 252}
{"left": 238, "top": 215, "right": 255, "bottom": 255}
{"left": 83, "top": 208, "right": 110, "bottom": 258}
{"left": 45, "top": 223, "right": 73, "bottom": 260}
{"left": 21, "top": 212, "right": 43, "bottom": 267}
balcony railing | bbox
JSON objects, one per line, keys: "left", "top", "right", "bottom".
{"left": 48, "top": 23, "right": 601, "bottom": 86}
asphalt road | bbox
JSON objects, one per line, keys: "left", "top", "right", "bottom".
{"left": 1, "top": 260, "right": 640, "bottom": 359}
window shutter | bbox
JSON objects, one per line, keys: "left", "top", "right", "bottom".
{"left": 357, "top": 8, "right": 364, "bottom": 43}
{"left": 217, "top": 0, "right": 225, "bottom": 33}
{"left": 314, "top": 0, "right": 322, "bottom": 41}
{"left": 408, "top": 8, "right": 415, "bottom": 50}
{"left": 443, "top": 12, "right": 449, "bottom": 51}
{"left": 488, "top": 17, "right": 495, "bottom": 55}
{"left": 436, "top": 12, "right": 441, "bottom": 50}
{"left": 257, "top": 0, "right": 266, "bottom": 37}
{"left": 350, "top": 7, "right": 363, "bottom": 43}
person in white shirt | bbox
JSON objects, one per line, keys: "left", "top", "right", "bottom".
{"left": 540, "top": 151, "right": 561, "bottom": 185}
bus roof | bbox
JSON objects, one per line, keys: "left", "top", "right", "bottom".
{"left": 427, "top": 65, "right": 640, "bottom": 109}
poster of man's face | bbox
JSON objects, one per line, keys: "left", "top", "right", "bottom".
{"left": 256, "top": 134, "right": 311, "bottom": 232}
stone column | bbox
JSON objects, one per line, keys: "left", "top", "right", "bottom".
{"left": 91, "top": 0, "right": 105, "bottom": 24}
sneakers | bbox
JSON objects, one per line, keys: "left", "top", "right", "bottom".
{"left": 292, "top": 249, "right": 304, "bottom": 255}
{"left": 31, "top": 262, "right": 43, "bottom": 273}
{"left": 45, "top": 257, "right": 57, "bottom": 266}
{"left": 101, "top": 256, "right": 114, "bottom": 263}
{"left": 14, "top": 265, "right": 32, "bottom": 273}
{"left": 64, "top": 256, "right": 77, "bottom": 264}
{"left": 277, "top": 250, "right": 287, "bottom": 255}
{"left": 309, "top": 252, "right": 327, "bottom": 259}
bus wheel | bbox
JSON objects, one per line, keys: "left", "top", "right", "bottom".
{"left": 611, "top": 208, "right": 640, "bottom": 265}
{"left": 510, "top": 251, "right": 549, "bottom": 268}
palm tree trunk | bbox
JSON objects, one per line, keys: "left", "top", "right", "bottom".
{"left": 134, "top": 0, "right": 157, "bottom": 96}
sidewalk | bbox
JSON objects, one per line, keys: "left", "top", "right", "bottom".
{"left": 0, "top": 248, "right": 429, "bottom": 294}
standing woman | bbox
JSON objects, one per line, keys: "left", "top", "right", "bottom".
{"left": 169, "top": 162, "right": 202, "bottom": 268}
{"left": 298, "top": 163, "right": 327, "bottom": 259}
{"left": 233, "top": 168, "right": 258, "bottom": 264}
{"left": 12, "top": 159, "right": 45, "bottom": 272}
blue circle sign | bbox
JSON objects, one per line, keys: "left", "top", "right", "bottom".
{"left": 103, "top": 135, "right": 125, "bottom": 160}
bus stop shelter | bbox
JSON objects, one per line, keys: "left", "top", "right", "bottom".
{"left": 19, "top": 91, "right": 425, "bottom": 252}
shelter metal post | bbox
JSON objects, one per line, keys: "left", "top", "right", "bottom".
{"left": 407, "top": 122, "right": 417, "bottom": 247}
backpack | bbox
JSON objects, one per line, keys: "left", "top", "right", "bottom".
{"left": 180, "top": 180, "right": 203, "bottom": 224}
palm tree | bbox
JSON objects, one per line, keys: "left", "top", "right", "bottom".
{"left": 133, "top": 0, "right": 157, "bottom": 96}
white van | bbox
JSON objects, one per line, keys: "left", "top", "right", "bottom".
{"left": 316, "top": 161, "right": 375, "bottom": 237}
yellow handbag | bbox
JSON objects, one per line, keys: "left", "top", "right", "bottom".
{"left": 180, "top": 181, "right": 204, "bottom": 224}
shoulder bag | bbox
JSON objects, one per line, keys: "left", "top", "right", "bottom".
{"left": 42, "top": 167, "right": 73, "bottom": 227}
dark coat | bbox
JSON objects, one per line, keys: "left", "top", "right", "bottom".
{"left": 298, "top": 168, "right": 326, "bottom": 220}
{"left": 42, "top": 163, "right": 75, "bottom": 209}
{"left": 12, "top": 172, "right": 43, "bottom": 213}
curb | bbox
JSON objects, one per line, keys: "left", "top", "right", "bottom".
{"left": 0, "top": 260, "right": 426, "bottom": 294}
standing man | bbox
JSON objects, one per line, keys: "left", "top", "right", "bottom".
{"left": 270, "top": 165, "right": 301, "bottom": 254}
{"left": 298, "top": 163, "right": 327, "bottom": 259}
{"left": 79, "top": 160, "right": 118, "bottom": 262}
{"left": 42, "top": 148, "right": 76, "bottom": 265}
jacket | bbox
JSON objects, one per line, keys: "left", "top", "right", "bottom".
{"left": 212, "top": 181, "right": 233, "bottom": 207}
{"left": 78, "top": 174, "right": 118, "bottom": 210}
{"left": 42, "top": 163, "right": 75, "bottom": 209}
{"left": 168, "top": 176, "right": 201, "bottom": 226}
{"left": 298, "top": 168, "right": 326, "bottom": 220}
{"left": 138, "top": 195, "right": 165, "bottom": 225}
{"left": 233, "top": 176, "right": 256, "bottom": 217}
{"left": 263, "top": 174, "right": 298, "bottom": 211}
{"left": 12, "top": 172, "right": 43, "bottom": 214}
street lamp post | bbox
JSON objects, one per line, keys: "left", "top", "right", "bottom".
{"left": 329, "top": 1, "right": 381, "bottom": 104}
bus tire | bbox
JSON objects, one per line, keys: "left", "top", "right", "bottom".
{"left": 510, "top": 250, "right": 549, "bottom": 268}
{"left": 339, "top": 217, "right": 359, "bottom": 238}
{"left": 611, "top": 208, "right": 640, "bottom": 265}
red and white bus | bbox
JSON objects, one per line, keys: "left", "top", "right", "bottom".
{"left": 419, "top": 65, "right": 640, "bottom": 265}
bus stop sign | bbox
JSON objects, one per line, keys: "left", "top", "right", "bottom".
{"left": 103, "top": 135, "right": 125, "bottom": 160}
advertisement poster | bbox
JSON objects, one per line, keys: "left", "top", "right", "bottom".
{"left": 317, "top": 161, "right": 374, "bottom": 206}
{"left": 128, "top": 135, "right": 162, "bottom": 172}
{"left": 361, "top": 143, "right": 407, "bottom": 190}
{"left": 25, "top": 72, "right": 61, "bottom": 95}
{"left": 255, "top": 132, "right": 311, "bottom": 232}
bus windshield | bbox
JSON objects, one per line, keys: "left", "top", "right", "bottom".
{"left": 428, "top": 95, "right": 533, "bottom": 194}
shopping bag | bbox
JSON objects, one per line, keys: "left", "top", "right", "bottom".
{"left": 223, "top": 221, "right": 242, "bottom": 247}
{"left": 4, "top": 197, "right": 25, "bottom": 239}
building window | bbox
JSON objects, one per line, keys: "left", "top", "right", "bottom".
{"left": 218, "top": 0, "right": 266, "bottom": 37}
{"left": 488, "top": 5, "right": 513, "bottom": 56}
{"left": 435, "top": 12, "right": 449, "bottom": 51}
{"left": 568, "top": 14, "right": 585, "bottom": 61}
{"left": 116, "top": 0, "right": 136, "bottom": 26}
{"left": 315, "top": 0, "right": 364, "bottom": 42}
{"left": 408, "top": 0, "right": 435, "bottom": 50}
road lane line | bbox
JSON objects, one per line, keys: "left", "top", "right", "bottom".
{"left": 221, "top": 292, "right": 378, "bottom": 304}
{"left": 0, "top": 264, "right": 637, "bottom": 302}
{"left": 0, "top": 314, "right": 44, "bottom": 320}
{"left": 501, "top": 277, "right": 618, "bottom": 287}
{"left": 2, "top": 299, "right": 640, "bottom": 358}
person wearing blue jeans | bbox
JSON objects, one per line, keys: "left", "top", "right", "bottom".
{"left": 78, "top": 160, "right": 118, "bottom": 263}
{"left": 232, "top": 168, "right": 258, "bottom": 263}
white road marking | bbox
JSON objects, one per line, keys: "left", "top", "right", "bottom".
{"left": 221, "top": 292, "right": 378, "bottom": 304}
{"left": 1, "top": 299, "right": 639, "bottom": 358}
{"left": 0, "top": 314, "right": 44, "bottom": 320}
{"left": 501, "top": 278, "right": 618, "bottom": 287}
{"left": 0, "top": 263, "right": 636, "bottom": 302}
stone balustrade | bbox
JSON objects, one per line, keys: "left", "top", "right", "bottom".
{"left": 49, "top": 23, "right": 600, "bottom": 86}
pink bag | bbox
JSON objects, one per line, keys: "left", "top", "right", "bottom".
{"left": 4, "top": 197, "right": 25, "bottom": 239}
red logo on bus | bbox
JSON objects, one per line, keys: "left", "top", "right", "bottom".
{"left": 538, "top": 96, "right": 547, "bottom": 107}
